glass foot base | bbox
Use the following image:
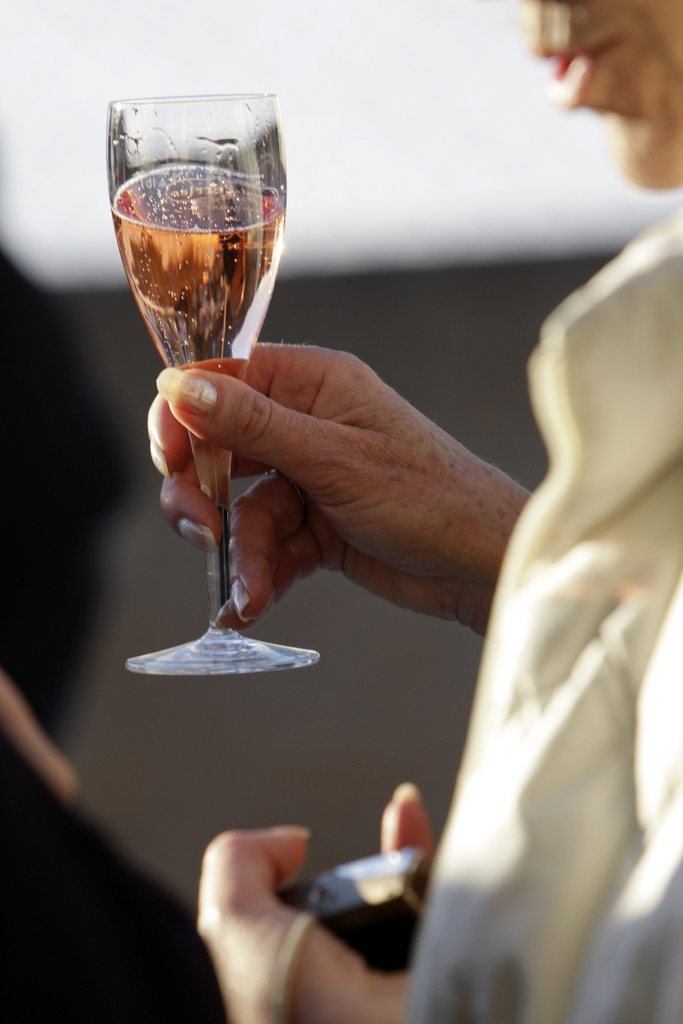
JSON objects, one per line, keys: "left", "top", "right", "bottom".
{"left": 126, "top": 626, "right": 320, "bottom": 676}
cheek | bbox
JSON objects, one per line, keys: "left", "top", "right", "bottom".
{"left": 596, "top": 45, "right": 666, "bottom": 116}
{"left": 631, "top": 8, "right": 683, "bottom": 113}
{"left": 597, "top": 37, "right": 683, "bottom": 134}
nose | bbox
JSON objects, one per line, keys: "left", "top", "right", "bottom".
{"left": 520, "top": 0, "right": 578, "bottom": 56}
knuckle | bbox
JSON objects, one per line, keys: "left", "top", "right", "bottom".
{"left": 199, "top": 831, "right": 256, "bottom": 924}
{"left": 202, "top": 830, "right": 248, "bottom": 871}
{"left": 234, "top": 390, "right": 272, "bottom": 443}
{"left": 229, "top": 488, "right": 272, "bottom": 537}
{"left": 196, "top": 905, "right": 221, "bottom": 937}
{"left": 229, "top": 491, "right": 250, "bottom": 523}
{"left": 336, "top": 348, "right": 377, "bottom": 383}
{"left": 159, "top": 480, "right": 180, "bottom": 523}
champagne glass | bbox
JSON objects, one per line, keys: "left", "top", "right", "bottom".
{"left": 107, "top": 94, "right": 319, "bottom": 674}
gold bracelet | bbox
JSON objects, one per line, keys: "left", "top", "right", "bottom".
{"left": 271, "top": 912, "right": 316, "bottom": 1024}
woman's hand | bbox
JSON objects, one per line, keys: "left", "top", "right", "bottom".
{"left": 149, "top": 344, "right": 527, "bottom": 634}
{"left": 197, "top": 784, "right": 432, "bottom": 1024}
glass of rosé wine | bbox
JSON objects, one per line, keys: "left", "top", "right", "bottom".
{"left": 107, "top": 94, "right": 319, "bottom": 674}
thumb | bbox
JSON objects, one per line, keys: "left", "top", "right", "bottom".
{"left": 380, "top": 783, "right": 434, "bottom": 855}
{"left": 156, "top": 367, "right": 338, "bottom": 482}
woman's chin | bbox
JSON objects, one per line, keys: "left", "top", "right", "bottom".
{"left": 606, "top": 114, "right": 683, "bottom": 190}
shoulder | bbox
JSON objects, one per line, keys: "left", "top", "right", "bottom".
{"left": 542, "top": 208, "right": 683, "bottom": 349}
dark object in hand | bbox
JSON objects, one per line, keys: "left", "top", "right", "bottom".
{"left": 279, "top": 846, "right": 430, "bottom": 971}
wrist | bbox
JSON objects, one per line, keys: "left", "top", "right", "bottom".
{"left": 272, "top": 913, "right": 317, "bottom": 1024}
{"left": 443, "top": 442, "right": 528, "bottom": 583}
{"left": 289, "top": 928, "right": 409, "bottom": 1024}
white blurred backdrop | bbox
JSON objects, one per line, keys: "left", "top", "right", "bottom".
{"left": 3, "top": 0, "right": 682, "bottom": 288}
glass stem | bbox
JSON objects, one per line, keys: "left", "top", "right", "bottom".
{"left": 207, "top": 505, "right": 230, "bottom": 628}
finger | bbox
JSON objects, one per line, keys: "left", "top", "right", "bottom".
{"left": 219, "top": 526, "right": 324, "bottom": 628}
{"left": 221, "top": 473, "right": 321, "bottom": 625}
{"left": 155, "top": 365, "right": 350, "bottom": 490}
{"left": 380, "top": 783, "right": 434, "bottom": 855}
{"left": 149, "top": 342, "right": 339, "bottom": 479}
{"left": 148, "top": 393, "right": 193, "bottom": 475}
{"left": 199, "top": 826, "right": 311, "bottom": 919}
{"left": 159, "top": 475, "right": 223, "bottom": 549}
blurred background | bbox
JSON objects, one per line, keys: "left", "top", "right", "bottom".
{"left": 3, "top": 0, "right": 683, "bottom": 910}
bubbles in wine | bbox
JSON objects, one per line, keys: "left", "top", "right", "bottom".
{"left": 112, "top": 164, "right": 284, "bottom": 365}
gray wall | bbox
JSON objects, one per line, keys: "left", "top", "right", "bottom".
{"left": 56, "top": 254, "right": 607, "bottom": 910}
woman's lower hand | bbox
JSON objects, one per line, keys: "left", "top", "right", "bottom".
{"left": 197, "top": 784, "right": 432, "bottom": 1024}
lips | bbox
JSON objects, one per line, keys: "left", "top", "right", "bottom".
{"left": 542, "top": 34, "right": 621, "bottom": 111}
{"left": 520, "top": 2, "right": 621, "bottom": 111}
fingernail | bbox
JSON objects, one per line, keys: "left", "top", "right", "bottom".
{"left": 392, "top": 782, "right": 422, "bottom": 803}
{"left": 272, "top": 825, "right": 312, "bottom": 841}
{"left": 157, "top": 367, "right": 218, "bottom": 412}
{"left": 150, "top": 439, "right": 169, "bottom": 477}
{"left": 177, "top": 518, "right": 217, "bottom": 552}
{"left": 232, "top": 578, "right": 251, "bottom": 622}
